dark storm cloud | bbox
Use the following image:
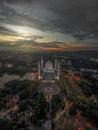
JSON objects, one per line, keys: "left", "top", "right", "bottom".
{"left": 36, "top": 41, "right": 68, "bottom": 48}
{"left": 15, "top": 40, "right": 68, "bottom": 48}
{"left": 0, "top": 0, "right": 98, "bottom": 44}
{"left": 16, "top": 39, "right": 66, "bottom": 48}
{"left": 0, "top": 40, "right": 69, "bottom": 50}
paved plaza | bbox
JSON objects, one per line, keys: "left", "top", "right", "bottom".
{"left": 38, "top": 82, "right": 60, "bottom": 97}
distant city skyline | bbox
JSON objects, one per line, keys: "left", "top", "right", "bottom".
{"left": 0, "top": 0, "right": 98, "bottom": 51}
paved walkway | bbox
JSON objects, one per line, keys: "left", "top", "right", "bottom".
{"left": 38, "top": 82, "right": 60, "bottom": 97}
{"left": 44, "top": 120, "right": 51, "bottom": 130}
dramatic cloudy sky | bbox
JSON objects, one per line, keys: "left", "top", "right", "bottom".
{"left": 0, "top": 0, "right": 98, "bottom": 51}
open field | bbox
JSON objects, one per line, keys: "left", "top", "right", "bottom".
{"left": 0, "top": 74, "right": 20, "bottom": 88}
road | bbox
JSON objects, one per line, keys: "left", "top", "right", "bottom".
{"left": 66, "top": 76, "right": 88, "bottom": 101}
{"left": 45, "top": 120, "right": 52, "bottom": 130}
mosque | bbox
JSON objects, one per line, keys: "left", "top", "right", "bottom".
{"left": 38, "top": 57, "right": 60, "bottom": 82}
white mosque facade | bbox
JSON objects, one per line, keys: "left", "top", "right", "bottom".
{"left": 38, "top": 57, "right": 60, "bottom": 82}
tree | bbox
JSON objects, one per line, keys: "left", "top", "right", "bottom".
{"left": 19, "top": 90, "right": 29, "bottom": 100}
{"left": 69, "top": 104, "right": 77, "bottom": 116}
{"left": 0, "top": 119, "right": 17, "bottom": 130}
{"left": 31, "top": 93, "right": 46, "bottom": 126}
{"left": 19, "top": 101, "right": 28, "bottom": 112}
{"left": 51, "top": 94, "right": 65, "bottom": 117}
